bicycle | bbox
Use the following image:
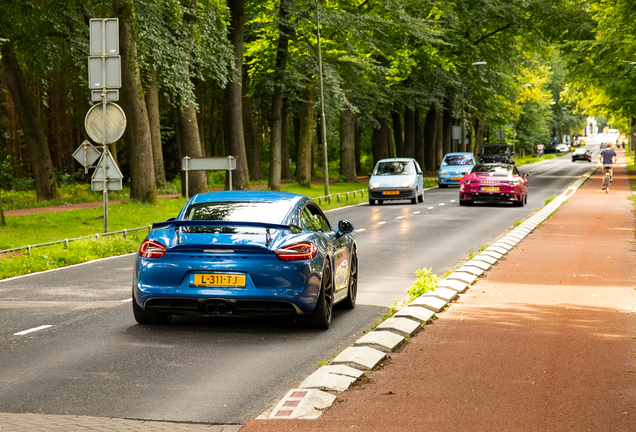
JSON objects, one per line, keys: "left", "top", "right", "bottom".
{"left": 603, "top": 166, "right": 611, "bottom": 193}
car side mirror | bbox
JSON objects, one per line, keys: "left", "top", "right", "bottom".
{"left": 165, "top": 217, "right": 176, "bottom": 222}
{"left": 417, "top": 171, "right": 423, "bottom": 175}
{"left": 511, "top": 152, "right": 515, "bottom": 155}
{"left": 523, "top": 173, "right": 529, "bottom": 178}
{"left": 337, "top": 219, "right": 354, "bottom": 237}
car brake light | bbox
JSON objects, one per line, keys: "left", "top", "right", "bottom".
{"left": 139, "top": 239, "right": 167, "bottom": 258}
{"left": 275, "top": 242, "right": 317, "bottom": 261}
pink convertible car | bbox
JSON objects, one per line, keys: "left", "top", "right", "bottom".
{"left": 459, "top": 163, "right": 528, "bottom": 207}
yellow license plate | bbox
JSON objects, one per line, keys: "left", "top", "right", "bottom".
{"left": 451, "top": 177, "right": 462, "bottom": 180}
{"left": 194, "top": 274, "right": 246, "bottom": 287}
{"left": 481, "top": 186, "right": 499, "bottom": 192}
{"left": 383, "top": 190, "right": 400, "bottom": 195}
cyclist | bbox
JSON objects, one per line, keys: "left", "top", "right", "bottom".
{"left": 599, "top": 143, "right": 617, "bottom": 189}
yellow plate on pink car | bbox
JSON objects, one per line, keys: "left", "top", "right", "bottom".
{"left": 451, "top": 177, "right": 462, "bottom": 180}
{"left": 193, "top": 274, "right": 246, "bottom": 287}
{"left": 481, "top": 186, "right": 499, "bottom": 192}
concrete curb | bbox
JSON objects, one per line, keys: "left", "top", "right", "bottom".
{"left": 258, "top": 163, "right": 597, "bottom": 420}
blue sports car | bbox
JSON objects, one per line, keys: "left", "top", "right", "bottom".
{"left": 132, "top": 191, "right": 357, "bottom": 329}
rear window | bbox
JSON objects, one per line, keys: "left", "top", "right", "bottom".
{"left": 442, "top": 155, "right": 474, "bottom": 166}
{"left": 183, "top": 201, "right": 291, "bottom": 225}
{"left": 373, "top": 161, "right": 414, "bottom": 175}
{"left": 481, "top": 145, "right": 509, "bottom": 155}
{"left": 471, "top": 164, "right": 517, "bottom": 175}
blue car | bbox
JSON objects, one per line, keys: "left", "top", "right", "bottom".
{"left": 132, "top": 191, "right": 357, "bottom": 329}
{"left": 438, "top": 152, "right": 476, "bottom": 188}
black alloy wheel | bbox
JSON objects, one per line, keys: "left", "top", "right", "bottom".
{"left": 303, "top": 263, "right": 334, "bottom": 329}
{"left": 342, "top": 250, "right": 357, "bottom": 309}
{"left": 132, "top": 291, "right": 172, "bottom": 325}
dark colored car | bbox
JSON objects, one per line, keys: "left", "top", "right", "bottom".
{"left": 543, "top": 143, "right": 557, "bottom": 154}
{"left": 571, "top": 147, "right": 592, "bottom": 162}
{"left": 132, "top": 191, "right": 357, "bottom": 329}
{"left": 459, "top": 163, "right": 528, "bottom": 207}
{"left": 480, "top": 143, "right": 515, "bottom": 165}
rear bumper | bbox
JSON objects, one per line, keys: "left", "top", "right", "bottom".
{"left": 369, "top": 188, "right": 416, "bottom": 200}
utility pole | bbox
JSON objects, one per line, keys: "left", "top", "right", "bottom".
{"left": 316, "top": 1, "right": 329, "bottom": 196}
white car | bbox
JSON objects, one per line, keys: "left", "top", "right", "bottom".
{"left": 556, "top": 144, "right": 570, "bottom": 153}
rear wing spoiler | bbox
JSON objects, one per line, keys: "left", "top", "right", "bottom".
{"left": 151, "top": 220, "right": 301, "bottom": 232}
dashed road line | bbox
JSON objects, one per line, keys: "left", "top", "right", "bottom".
{"left": 13, "top": 325, "right": 52, "bottom": 336}
{"left": 121, "top": 298, "right": 132, "bottom": 303}
{"left": 377, "top": 221, "right": 386, "bottom": 225}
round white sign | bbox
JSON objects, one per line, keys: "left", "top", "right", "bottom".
{"left": 85, "top": 102, "right": 127, "bottom": 144}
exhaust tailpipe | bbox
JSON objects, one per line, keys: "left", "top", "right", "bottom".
{"left": 205, "top": 303, "right": 217, "bottom": 314}
{"left": 216, "top": 302, "right": 228, "bottom": 314}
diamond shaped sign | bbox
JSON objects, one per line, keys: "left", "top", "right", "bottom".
{"left": 72, "top": 140, "right": 101, "bottom": 167}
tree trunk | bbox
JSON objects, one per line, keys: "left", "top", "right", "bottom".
{"left": 0, "top": 41, "right": 59, "bottom": 201}
{"left": 467, "top": 121, "right": 473, "bottom": 154}
{"left": 414, "top": 109, "right": 424, "bottom": 169}
{"left": 242, "top": 72, "right": 263, "bottom": 180}
{"left": 0, "top": 191, "right": 5, "bottom": 226}
{"left": 423, "top": 107, "right": 437, "bottom": 172}
{"left": 442, "top": 97, "right": 453, "bottom": 157}
{"left": 114, "top": 0, "right": 158, "bottom": 204}
{"left": 223, "top": 0, "right": 250, "bottom": 190}
{"left": 179, "top": 97, "right": 208, "bottom": 196}
{"left": 474, "top": 117, "right": 486, "bottom": 156}
{"left": 372, "top": 117, "right": 390, "bottom": 165}
{"left": 392, "top": 110, "right": 403, "bottom": 158}
{"left": 144, "top": 67, "right": 167, "bottom": 190}
{"left": 296, "top": 85, "right": 315, "bottom": 188}
{"left": 403, "top": 108, "right": 415, "bottom": 158}
{"left": 268, "top": 0, "right": 292, "bottom": 191}
{"left": 435, "top": 107, "right": 444, "bottom": 167}
{"left": 354, "top": 123, "right": 362, "bottom": 175}
{"left": 281, "top": 111, "right": 292, "bottom": 180}
{"left": 339, "top": 96, "right": 356, "bottom": 182}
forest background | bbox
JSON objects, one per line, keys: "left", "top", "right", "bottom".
{"left": 1, "top": 0, "right": 635, "bottom": 220}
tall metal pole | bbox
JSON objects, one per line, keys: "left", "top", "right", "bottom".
{"left": 101, "top": 19, "right": 109, "bottom": 234}
{"left": 316, "top": 1, "right": 329, "bottom": 196}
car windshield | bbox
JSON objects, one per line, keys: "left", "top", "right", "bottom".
{"left": 373, "top": 161, "right": 414, "bottom": 175}
{"left": 482, "top": 145, "right": 508, "bottom": 155}
{"left": 471, "top": 164, "right": 517, "bottom": 175}
{"left": 183, "top": 201, "right": 290, "bottom": 225}
{"left": 442, "top": 155, "right": 474, "bottom": 166}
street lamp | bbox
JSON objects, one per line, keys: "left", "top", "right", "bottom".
{"left": 316, "top": 1, "right": 329, "bottom": 196}
{"left": 513, "top": 83, "right": 532, "bottom": 155}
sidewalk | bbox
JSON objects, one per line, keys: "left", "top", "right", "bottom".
{"left": 241, "top": 152, "right": 636, "bottom": 431}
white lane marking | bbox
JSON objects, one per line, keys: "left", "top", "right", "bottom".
{"left": 355, "top": 228, "right": 365, "bottom": 232}
{"left": 414, "top": 211, "right": 421, "bottom": 214}
{"left": 14, "top": 325, "right": 52, "bottom": 336}
{"left": 450, "top": 200, "right": 456, "bottom": 202}
{"left": 377, "top": 221, "right": 386, "bottom": 225}
{"left": 121, "top": 298, "right": 132, "bottom": 303}
{"left": 396, "top": 216, "right": 404, "bottom": 219}
{"left": 427, "top": 207, "right": 434, "bottom": 209}
{"left": 439, "top": 203, "right": 445, "bottom": 206}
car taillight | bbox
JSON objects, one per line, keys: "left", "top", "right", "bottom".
{"left": 275, "top": 242, "right": 317, "bottom": 261}
{"left": 139, "top": 239, "right": 167, "bottom": 258}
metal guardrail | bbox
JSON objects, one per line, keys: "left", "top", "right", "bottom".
{"left": 0, "top": 187, "right": 374, "bottom": 255}
{"left": 0, "top": 226, "right": 151, "bottom": 255}
{"left": 314, "top": 189, "right": 365, "bottom": 205}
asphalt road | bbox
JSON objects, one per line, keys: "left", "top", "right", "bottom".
{"left": 0, "top": 148, "right": 599, "bottom": 425}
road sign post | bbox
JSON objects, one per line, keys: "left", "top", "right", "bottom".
{"left": 83, "top": 18, "right": 125, "bottom": 233}
{"left": 181, "top": 156, "right": 237, "bottom": 200}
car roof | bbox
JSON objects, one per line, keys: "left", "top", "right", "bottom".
{"left": 443, "top": 152, "right": 474, "bottom": 156}
{"left": 376, "top": 158, "right": 416, "bottom": 163}
{"left": 188, "top": 191, "right": 307, "bottom": 206}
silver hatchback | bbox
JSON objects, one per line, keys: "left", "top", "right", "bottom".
{"left": 368, "top": 158, "right": 424, "bottom": 205}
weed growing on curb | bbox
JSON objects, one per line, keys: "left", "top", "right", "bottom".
{"left": 407, "top": 268, "right": 439, "bottom": 302}
{"left": 544, "top": 195, "right": 555, "bottom": 206}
